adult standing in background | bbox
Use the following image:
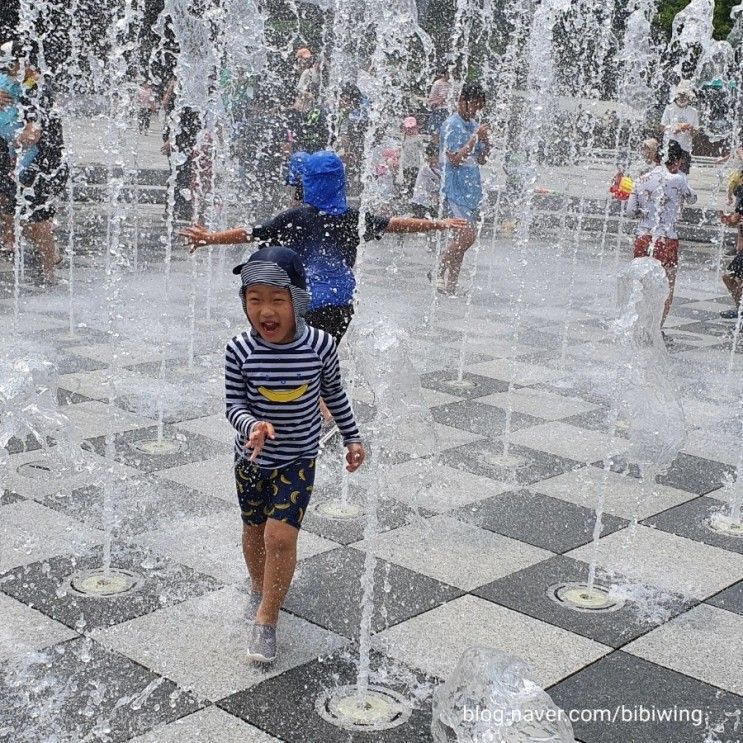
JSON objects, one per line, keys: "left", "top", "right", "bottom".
{"left": 425, "top": 67, "right": 451, "bottom": 142}
{"left": 0, "top": 39, "right": 67, "bottom": 285}
{"left": 661, "top": 82, "right": 699, "bottom": 175}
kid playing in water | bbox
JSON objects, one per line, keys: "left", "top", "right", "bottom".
{"left": 719, "top": 171, "right": 743, "bottom": 319}
{"left": 182, "top": 150, "right": 467, "bottom": 344}
{"left": 626, "top": 141, "right": 697, "bottom": 329}
{"left": 0, "top": 41, "right": 38, "bottom": 173}
{"left": 226, "top": 245, "right": 363, "bottom": 663}
{"left": 437, "top": 82, "right": 491, "bottom": 296}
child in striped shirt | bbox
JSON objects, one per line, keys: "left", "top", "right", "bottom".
{"left": 225, "top": 245, "right": 364, "bottom": 663}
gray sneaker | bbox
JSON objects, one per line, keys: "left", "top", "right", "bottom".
{"left": 245, "top": 591, "right": 262, "bottom": 622}
{"left": 247, "top": 623, "right": 277, "bottom": 663}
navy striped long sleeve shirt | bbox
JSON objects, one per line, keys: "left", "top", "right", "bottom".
{"left": 225, "top": 325, "right": 361, "bottom": 467}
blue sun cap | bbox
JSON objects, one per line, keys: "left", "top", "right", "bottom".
{"left": 301, "top": 150, "right": 348, "bottom": 216}
{"left": 232, "top": 246, "right": 311, "bottom": 339}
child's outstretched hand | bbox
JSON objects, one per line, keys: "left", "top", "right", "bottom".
{"left": 437, "top": 218, "right": 470, "bottom": 231}
{"left": 345, "top": 443, "right": 365, "bottom": 472}
{"left": 721, "top": 211, "right": 739, "bottom": 227}
{"left": 180, "top": 224, "right": 212, "bottom": 253}
{"left": 246, "top": 421, "right": 276, "bottom": 461}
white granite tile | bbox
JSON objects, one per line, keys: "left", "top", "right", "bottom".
{"left": 372, "top": 595, "right": 610, "bottom": 688}
{"left": 507, "top": 421, "right": 629, "bottom": 463}
{"left": 535, "top": 468, "right": 697, "bottom": 519}
{"left": 129, "top": 707, "right": 282, "bottom": 743}
{"left": 0, "top": 500, "right": 103, "bottom": 572}
{"left": 0, "top": 594, "right": 77, "bottom": 661}
{"left": 567, "top": 525, "right": 743, "bottom": 599}
{"left": 355, "top": 515, "right": 553, "bottom": 590}
{"left": 479, "top": 388, "right": 599, "bottom": 421}
{"left": 92, "top": 586, "right": 348, "bottom": 701}
{"left": 624, "top": 604, "right": 743, "bottom": 694}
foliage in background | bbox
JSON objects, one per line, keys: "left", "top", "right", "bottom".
{"left": 655, "top": 0, "right": 738, "bottom": 39}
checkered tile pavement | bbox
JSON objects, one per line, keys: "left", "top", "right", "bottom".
{"left": 1, "top": 218, "right": 742, "bottom": 743}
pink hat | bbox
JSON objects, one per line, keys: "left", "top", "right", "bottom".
{"left": 295, "top": 47, "right": 312, "bottom": 60}
{"left": 402, "top": 116, "right": 418, "bottom": 130}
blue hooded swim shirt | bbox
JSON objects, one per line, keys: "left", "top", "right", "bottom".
{"left": 251, "top": 153, "right": 389, "bottom": 310}
{"left": 301, "top": 150, "right": 348, "bottom": 216}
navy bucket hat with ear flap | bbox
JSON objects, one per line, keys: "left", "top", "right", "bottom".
{"left": 232, "top": 246, "right": 311, "bottom": 339}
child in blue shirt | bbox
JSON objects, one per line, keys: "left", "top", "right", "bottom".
{"left": 225, "top": 245, "right": 364, "bottom": 663}
{"left": 182, "top": 151, "right": 467, "bottom": 343}
{"left": 0, "top": 43, "right": 38, "bottom": 172}
{"left": 437, "top": 82, "right": 491, "bottom": 296}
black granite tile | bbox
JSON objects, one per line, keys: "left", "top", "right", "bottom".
{"left": 38, "top": 475, "right": 231, "bottom": 537}
{"left": 303, "top": 482, "right": 426, "bottom": 545}
{"left": 3, "top": 432, "right": 45, "bottom": 454}
{"left": 57, "top": 388, "right": 95, "bottom": 405}
{"left": 284, "top": 547, "right": 462, "bottom": 639}
{"left": 24, "top": 326, "right": 112, "bottom": 348}
{"left": 641, "top": 496, "right": 743, "bottom": 555}
{"left": 0, "top": 544, "right": 222, "bottom": 630}
{"left": 561, "top": 408, "right": 630, "bottom": 439}
{"left": 1, "top": 489, "right": 24, "bottom": 505}
{"left": 452, "top": 489, "right": 628, "bottom": 553}
{"left": 84, "top": 425, "right": 225, "bottom": 473}
{"left": 0, "top": 637, "right": 201, "bottom": 741}
{"left": 53, "top": 351, "right": 109, "bottom": 375}
{"left": 706, "top": 581, "right": 743, "bottom": 616}
{"left": 113, "top": 393, "right": 225, "bottom": 426}
{"left": 474, "top": 555, "right": 696, "bottom": 648}
{"left": 419, "top": 370, "right": 510, "bottom": 399}
{"left": 594, "top": 453, "right": 736, "bottom": 497}
{"left": 672, "top": 320, "right": 735, "bottom": 338}
{"left": 219, "top": 649, "right": 434, "bottom": 743}
{"left": 548, "top": 651, "right": 743, "bottom": 743}
{"left": 531, "top": 381, "right": 613, "bottom": 408}
{"left": 667, "top": 306, "right": 724, "bottom": 322}
{"left": 430, "top": 399, "right": 544, "bottom": 438}
{"left": 440, "top": 439, "right": 584, "bottom": 487}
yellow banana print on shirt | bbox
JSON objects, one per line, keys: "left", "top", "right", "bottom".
{"left": 258, "top": 384, "right": 308, "bottom": 403}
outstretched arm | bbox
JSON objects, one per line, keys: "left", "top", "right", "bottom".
{"left": 180, "top": 225, "right": 253, "bottom": 253}
{"left": 386, "top": 217, "right": 469, "bottom": 234}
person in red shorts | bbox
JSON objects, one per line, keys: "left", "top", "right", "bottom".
{"left": 626, "top": 141, "right": 697, "bottom": 330}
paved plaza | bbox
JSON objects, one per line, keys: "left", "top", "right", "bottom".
{"left": 1, "top": 117, "right": 743, "bottom": 741}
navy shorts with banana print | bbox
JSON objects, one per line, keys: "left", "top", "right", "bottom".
{"left": 235, "top": 457, "right": 316, "bottom": 530}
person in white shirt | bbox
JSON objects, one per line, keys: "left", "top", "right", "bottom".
{"left": 294, "top": 48, "right": 320, "bottom": 111}
{"left": 397, "top": 116, "right": 424, "bottom": 197}
{"left": 425, "top": 68, "right": 451, "bottom": 141}
{"left": 660, "top": 82, "right": 699, "bottom": 174}
{"left": 411, "top": 142, "right": 441, "bottom": 219}
{"left": 627, "top": 141, "right": 698, "bottom": 328}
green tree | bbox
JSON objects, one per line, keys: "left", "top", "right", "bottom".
{"left": 656, "top": 0, "right": 738, "bottom": 40}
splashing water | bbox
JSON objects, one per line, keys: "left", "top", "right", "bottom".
{"left": 432, "top": 647, "right": 575, "bottom": 743}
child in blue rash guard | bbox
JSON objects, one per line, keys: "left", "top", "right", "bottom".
{"left": 0, "top": 41, "right": 38, "bottom": 172}
{"left": 437, "top": 82, "right": 491, "bottom": 296}
{"left": 182, "top": 150, "right": 468, "bottom": 344}
{"left": 225, "top": 245, "right": 364, "bottom": 664}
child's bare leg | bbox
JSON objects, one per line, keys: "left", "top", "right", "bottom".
{"left": 723, "top": 273, "right": 743, "bottom": 308}
{"left": 662, "top": 266, "right": 677, "bottom": 326}
{"left": 0, "top": 211, "right": 13, "bottom": 251}
{"left": 441, "top": 224, "right": 475, "bottom": 292}
{"left": 25, "top": 219, "right": 58, "bottom": 282}
{"left": 242, "top": 522, "right": 266, "bottom": 593}
{"left": 255, "top": 519, "right": 299, "bottom": 626}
